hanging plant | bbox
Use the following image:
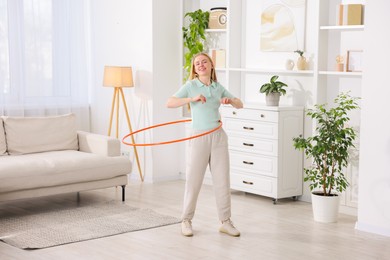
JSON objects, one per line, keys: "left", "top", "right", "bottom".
{"left": 182, "top": 9, "right": 209, "bottom": 80}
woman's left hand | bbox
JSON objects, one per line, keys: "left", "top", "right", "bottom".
{"left": 220, "top": 97, "right": 231, "bottom": 105}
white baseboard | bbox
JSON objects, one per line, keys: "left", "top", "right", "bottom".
{"left": 355, "top": 221, "right": 390, "bottom": 238}
{"left": 339, "top": 205, "right": 357, "bottom": 216}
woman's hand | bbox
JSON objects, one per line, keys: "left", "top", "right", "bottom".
{"left": 221, "top": 97, "right": 243, "bottom": 109}
{"left": 220, "top": 97, "right": 231, "bottom": 105}
{"left": 192, "top": 94, "right": 206, "bottom": 104}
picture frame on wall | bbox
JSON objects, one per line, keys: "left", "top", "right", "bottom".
{"left": 346, "top": 50, "right": 363, "bottom": 72}
{"left": 244, "top": 0, "right": 307, "bottom": 68}
{"left": 259, "top": 0, "right": 307, "bottom": 52}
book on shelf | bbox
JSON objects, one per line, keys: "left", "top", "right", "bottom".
{"left": 337, "top": 4, "right": 364, "bottom": 26}
{"left": 210, "top": 49, "right": 226, "bottom": 68}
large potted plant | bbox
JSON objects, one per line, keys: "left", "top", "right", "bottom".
{"left": 259, "top": 75, "right": 288, "bottom": 106}
{"left": 293, "top": 92, "right": 359, "bottom": 222}
{"left": 182, "top": 9, "right": 209, "bottom": 80}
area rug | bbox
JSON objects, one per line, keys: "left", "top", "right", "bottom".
{"left": 0, "top": 201, "right": 180, "bottom": 249}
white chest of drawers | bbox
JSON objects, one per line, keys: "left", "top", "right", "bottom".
{"left": 220, "top": 105, "right": 304, "bottom": 203}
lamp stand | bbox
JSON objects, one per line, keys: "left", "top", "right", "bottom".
{"left": 108, "top": 87, "right": 144, "bottom": 182}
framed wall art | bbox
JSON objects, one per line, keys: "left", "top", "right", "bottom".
{"left": 346, "top": 50, "right": 363, "bottom": 72}
{"left": 245, "top": 0, "right": 307, "bottom": 68}
{"left": 258, "top": 0, "right": 307, "bottom": 52}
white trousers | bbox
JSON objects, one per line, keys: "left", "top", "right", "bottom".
{"left": 181, "top": 128, "right": 231, "bottom": 222}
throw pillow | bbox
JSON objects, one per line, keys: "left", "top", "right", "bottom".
{"left": 3, "top": 113, "right": 78, "bottom": 155}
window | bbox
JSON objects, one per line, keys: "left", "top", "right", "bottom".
{"left": 0, "top": 0, "right": 89, "bottom": 119}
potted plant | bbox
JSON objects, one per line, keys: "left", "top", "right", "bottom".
{"left": 294, "top": 50, "right": 307, "bottom": 70}
{"left": 259, "top": 75, "right": 288, "bottom": 106}
{"left": 293, "top": 92, "right": 359, "bottom": 222}
{"left": 182, "top": 9, "right": 209, "bottom": 80}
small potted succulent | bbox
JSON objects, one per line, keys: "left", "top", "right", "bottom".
{"left": 259, "top": 75, "right": 288, "bottom": 106}
{"left": 294, "top": 50, "right": 307, "bottom": 70}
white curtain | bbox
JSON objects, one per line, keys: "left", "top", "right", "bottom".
{"left": 0, "top": 0, "right": 90, "bottom": 130}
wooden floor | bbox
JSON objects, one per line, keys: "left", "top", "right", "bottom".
{"left": 1, "top": 180, "right": 389, "bottom": 260}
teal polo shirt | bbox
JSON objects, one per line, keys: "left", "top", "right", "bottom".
{"left": 174, "top": 79, "right": 235, "bottom": 130}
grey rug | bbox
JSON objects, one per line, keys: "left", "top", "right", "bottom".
{"left": 0, "top": 201, "right": 180, "bottom": 249}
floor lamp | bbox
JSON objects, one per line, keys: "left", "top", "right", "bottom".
{"left": 103, "top": 66, "right": 144, "bottom": 182}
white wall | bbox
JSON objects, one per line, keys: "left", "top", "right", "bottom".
{"left": 89, "top": 0, "right": 152, "bottom": 133}
{"left": 150, "top": 0, "right": 183, "bottom": 182}
{"left": 356, "top": 0, "right": 390, "bottom": 237}
{"left": 89, "top": 0, "right": 182, "bottom": 182}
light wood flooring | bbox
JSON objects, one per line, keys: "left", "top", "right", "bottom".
{"left": 0, "top": 180, "right": 389, "bottom": 260}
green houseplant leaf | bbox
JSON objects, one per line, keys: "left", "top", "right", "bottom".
{"left": 259, "top": 75, "right": 288, "bottom": 96}
{"left": 294, "top": 50, "right": 304, "bottom": 57}
{"left": 293, "top": 92, "right": 360, "bottom": 196}
{"left": 182, "top": 9, "right": 209, "bottom": 81}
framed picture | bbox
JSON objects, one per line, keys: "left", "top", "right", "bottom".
{"left": 259, "top": 0, "right": 307, "bottom": 52}
{"left": 346, "top": 50, "right": 363, "bottom": 72}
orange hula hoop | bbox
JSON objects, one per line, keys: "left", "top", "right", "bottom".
{"left": 122, "top": 119, "right": 223, "bottom": 147}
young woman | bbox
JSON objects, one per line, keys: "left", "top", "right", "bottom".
{"left": 166, "top": 52, "right": 243, "bottom": 237}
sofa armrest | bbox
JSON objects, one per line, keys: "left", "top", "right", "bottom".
{"left": 77, "top": 131, "right": 121, "bottom": 157}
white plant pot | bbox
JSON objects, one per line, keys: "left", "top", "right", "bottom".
{"left": 265, "top": 93, "right": 281, "bottom": 106}
{"left": 311, "top": 192, "right": 340, "bottom": 223}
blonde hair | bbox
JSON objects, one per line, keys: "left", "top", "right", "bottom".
{"left": 189, "top": 52, "right": 218, "bottom": 82}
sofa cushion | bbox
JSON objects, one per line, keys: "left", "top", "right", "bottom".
{"left": 0, "top": 118, "right": 6, "bottom": 156}
{"left": 0, "top": 150, "right": 132, "bottom": 193}
{"left": 3, "top": 114, "right": 78, "bottom": 155}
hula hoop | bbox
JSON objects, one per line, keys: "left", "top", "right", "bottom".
{"left": 122, "top": 119, "right": 222, "bottom": 147}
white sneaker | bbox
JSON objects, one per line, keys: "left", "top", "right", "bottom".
{"left": 219, "top": 219, "right": 240, "bottom": 237}
{"left": 181, "top": 219, "right": 193, "bottom": 237}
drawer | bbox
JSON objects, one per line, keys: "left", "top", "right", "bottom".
{"left": 230, "top": 172, "right": 277, "bottom": 198}
{"left": 224, "top": 119, "right": 278, "bottom": 139}
{"left": 228, "top": 136, "right": 278, "bottom": 156}
{"left": 230, "top": 151, "right": 277, "bottom": 177}
{"left": 221, "top": 107, "right": 278, "bottom": 123}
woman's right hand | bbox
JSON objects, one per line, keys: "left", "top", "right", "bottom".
{"left": 192, "top": 94, "right": 206, "bottom": 104}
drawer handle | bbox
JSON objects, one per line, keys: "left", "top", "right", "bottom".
{"left": 243, "top": 126, "right": 254, "bottom": 130}
{"left": 243, "top": 161, "right": 254, "bottom": 165}
{"left": 232, "top": 111, "right": 237, "bottom": 115}
{"left": 243, "top": 181, "right": 254, "bottom": 185}
{"left": 243, "top": 143, "right": 254, "bottom": 147}
{"left": 260, "top": 114, "right": 265, "bottom": 118}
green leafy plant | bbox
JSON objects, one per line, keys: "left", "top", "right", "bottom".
{"left": 293, "top": 92, "right": 360, "bottom": 196}
{"left": 294, "top": 50, "right": 304, "bottom": 57}
{"left": 182, "top": 9, "right": 209, "bottom": 80}
{"left": 259, "top": 75, "right": 288, "bottom": 96}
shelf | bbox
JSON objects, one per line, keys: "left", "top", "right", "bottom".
{"left": 205, "top": 29, "right": 227, "bottom": 33}
{"left": 228, "top": 67, "right": 314, "bottom": 75}
{"left": 318, "top": 71, "right": 362, "bottom": 77}
{"left": 319, "top": 25, "right": 364, "bottom": 31}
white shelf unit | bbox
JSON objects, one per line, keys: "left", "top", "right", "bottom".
{"left": 182, "top": 0, "right": 364, "bottom": 209}
{"left": 319, "top": 25, "right": 364, "bottom": 30}
{"left": 205, "top": 29, "right": 227, "bottom": 33}
{"left": 315, "top": 0, "right": 364, "bottom": 210}
{"left": 183, "top": 0, "right": 316, "bottom": 104}
{"left": 230, "top": 67, "right": 314, "bottom": 75}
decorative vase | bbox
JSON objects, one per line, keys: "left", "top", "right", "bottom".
{"left": 297, "top": 56, "right": 307, "bottom": 70}
{"left": 311, "top": 192, "right": 340, "bottom": 223}
{"left": 265, "top": 93, "right": 281, "bottom": 106}
{"left": 336, "top": 63, "right": 344, "bottom": 72}
{"left": 285, "top": 59, "right": 295, "bottom": 70}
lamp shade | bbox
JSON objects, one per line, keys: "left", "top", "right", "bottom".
{"left": 103, "top": 66, "right": 134, "bottom": 87}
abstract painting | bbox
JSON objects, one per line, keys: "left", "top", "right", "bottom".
{"left": 260, "top": 0, "right": 306, "bottom": 52}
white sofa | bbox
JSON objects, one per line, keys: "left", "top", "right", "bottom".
{"left": 0, "top": 114, "right": 132, "bottom": 202}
